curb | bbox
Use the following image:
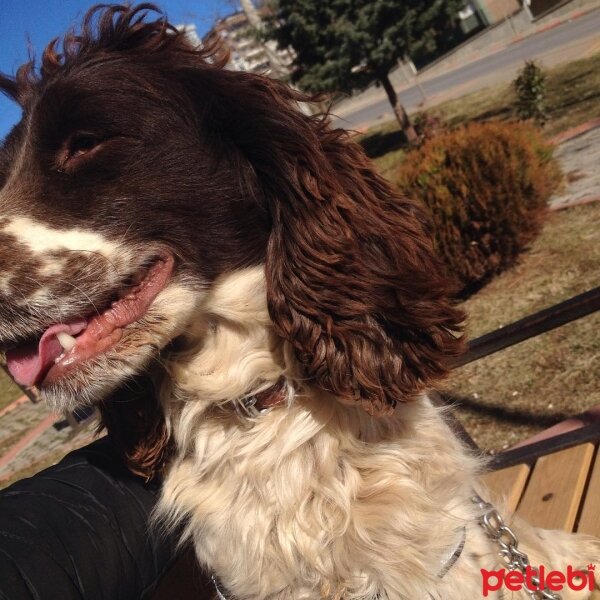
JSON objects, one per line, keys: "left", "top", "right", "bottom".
{"left": 0, "top": 413, "right": 57, "bottom": 470}
{"left": 550, "top": 195, "right": 600, "bottom": 211}
{"left": 509, "top": 15, "right": 565, "bottom": 44}
{"left": 549, "top": 117, "right": 600, "bottom": 145}
{"left": 0, "top": 394, "right": 29, "bottom": 419}
{"left": 419, "top": 5, "right": 600, "bottom": 83}
{"left": 0, "top": 432, "right": 99, "bottom": 483}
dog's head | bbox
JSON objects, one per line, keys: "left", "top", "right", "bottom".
{"left": 0, "top": 4, "right": 463, "bottom": 474}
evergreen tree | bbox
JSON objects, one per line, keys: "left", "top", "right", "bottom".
{"left": 268, "top": 0, "right": 464, "bottom": 142}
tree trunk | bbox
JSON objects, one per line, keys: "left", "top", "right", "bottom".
{"left": 380, "top": 73, "right": 418, "bottom": 145}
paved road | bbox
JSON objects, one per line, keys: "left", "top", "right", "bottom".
{"left": 334, "top": 7, "right": 600, "bottom": 128}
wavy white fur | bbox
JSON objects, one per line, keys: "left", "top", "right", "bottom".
{"left": 157, "top": 266, "right": 599, "bottom": 599}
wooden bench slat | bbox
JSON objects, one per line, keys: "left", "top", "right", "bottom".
{"left": 577, "top": 449, "right": 600, "bottom": 537}
{"left": 482, "top": 464, "right": 531, "bottom": 513}
{"left": 516, "top": 443, "right": 595, "bottom": 532}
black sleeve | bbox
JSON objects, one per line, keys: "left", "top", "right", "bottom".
{"left": 0, "top": 437, "right": 179, "bottom": 600}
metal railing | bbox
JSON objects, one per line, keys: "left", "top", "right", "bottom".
{"left": 453, "top": 286, "right": 600, "bottom": 368}
{"left": 449, "top": 285, "right": 600, "bottom": 469}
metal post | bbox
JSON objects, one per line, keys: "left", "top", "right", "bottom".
{"left": 505, "top": 11, "right": 517, "bottom": 35}
{"left": 406, "top": 57, "right": 427, "bottom": 105}
{"left": 0, "top": 362, "right": 40, "bottom": 403}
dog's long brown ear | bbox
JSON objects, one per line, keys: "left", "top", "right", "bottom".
{"left": 195, "top": 74, "right": 464, "bottom": 415}
{"left": 267, "top": 124, "right": 465, "bottom": 414}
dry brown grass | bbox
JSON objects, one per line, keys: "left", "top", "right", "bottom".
{"left": 0, "top": 367, "right": 23, "bottom": 412}
{"left": 429, "top": 52, "right": 600, "bottom": 138}
{"left": 444, "top": 202, "right": 600, "bottom": 451}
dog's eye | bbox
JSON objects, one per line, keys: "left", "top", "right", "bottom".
{"left": 56, "top": 133, "right": 104, "bottom": 173}
{"left": 69, "top": 134, "right": 101, "bottom": 157}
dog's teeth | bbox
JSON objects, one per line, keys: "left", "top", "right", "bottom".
{"left": 56, "top": 332, "right": 77, "bottom": 352}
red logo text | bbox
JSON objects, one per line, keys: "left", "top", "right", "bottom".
{"left": 481, "top": 565, "right": 595, "bottom": 596}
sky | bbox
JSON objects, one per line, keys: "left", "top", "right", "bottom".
{"left": 0, "top": 0, "right": 235, "bottom": 138}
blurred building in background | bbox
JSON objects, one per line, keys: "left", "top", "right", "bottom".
{"left": 472, "top": 0, "right": 522, "bottom": 25}
{"left": 522, "top": 0, "right": 574, "bottom": 19}
{"left": 456, "top": 0, "right": 521, "bottom": 36}
{"left": 466, "top": 0, "right": 570, "bottom": 27}
{"left": 420, "top": 0, "right": 566, "bottom": 67}
{"left": 203, "top": 8, "right": 293, "bottom": 76}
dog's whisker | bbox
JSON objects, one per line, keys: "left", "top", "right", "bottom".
{"left": 45, "top": 277, "right": 102, "bottom": 318}
{"left": 114, "top": 219, "right": 138, "bottom": 248}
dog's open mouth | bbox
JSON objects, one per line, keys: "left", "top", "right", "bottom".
{"left": 5, "top": 252, "right": 174, "bottom": 388}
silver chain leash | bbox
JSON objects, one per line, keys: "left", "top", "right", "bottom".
{"left": 472, "top": 494, "right": 561, "bottom": 600}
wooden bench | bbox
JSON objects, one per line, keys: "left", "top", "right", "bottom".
{"left": 483, "top": 423, "right": 600, "bottom": 536}
{"left": 454, "top": 286, "right": 600, "bottom": 536}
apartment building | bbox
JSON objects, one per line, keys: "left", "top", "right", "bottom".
{"left": 203, "top": 10, "right": 292, "bottom": 76}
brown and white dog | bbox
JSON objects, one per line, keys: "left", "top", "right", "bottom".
{"left": 0, "top": 5, "right": 597, "bottom": 599}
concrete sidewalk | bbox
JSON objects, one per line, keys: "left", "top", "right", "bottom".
{"left": 549, "top": 123, "right": 600, "bottom": 210}
{"left": 0, "top": 387, "right": 97, "bottom": 487}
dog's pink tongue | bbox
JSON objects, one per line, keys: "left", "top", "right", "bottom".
{"left": 5, "top": 321, "right": 87, "bottom": 387}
